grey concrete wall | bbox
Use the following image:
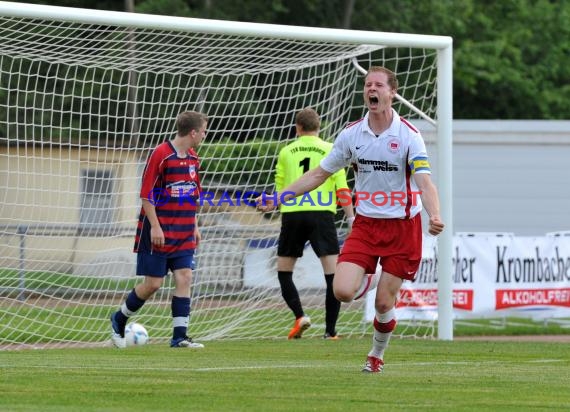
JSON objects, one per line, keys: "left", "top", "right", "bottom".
{"left": 416, "top": 120, "right": 570, "bottom": 236}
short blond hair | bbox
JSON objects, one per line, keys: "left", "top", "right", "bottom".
{"left": 366, "top": 66, "right": 398, "bottom": 91}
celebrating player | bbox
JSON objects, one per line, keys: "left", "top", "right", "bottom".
{"left": 257, "top": 67, "right": 444, "bottom": 372}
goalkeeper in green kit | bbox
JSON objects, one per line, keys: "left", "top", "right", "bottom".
{"left": 273, "top": 107, "right": 354, "bottom": 340}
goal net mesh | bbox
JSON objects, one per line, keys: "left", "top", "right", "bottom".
{"left": 0, "top": 10, "right": 439, "bottom": 348}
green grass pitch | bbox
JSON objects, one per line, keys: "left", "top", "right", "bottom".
{"left": 1, "top": 337, "right": 569, "bottom": 411}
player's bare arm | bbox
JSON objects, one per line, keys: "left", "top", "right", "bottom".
{"left": 413, "top": 173, "right": 444, "bottom": 236}
{"left": 194, "top": 222, "right": 201, "bottom": 247}
{"left": 339, "top": 190, "right": 355, "bottom": 233}
{"left": 141, "top": 198, "right": 165, "bottom": 247}
{"left": 255, "top": 166, "right": 332, "bottom": 212}
{"left": 194, "top": 206, "right": 201, "bottom": 246}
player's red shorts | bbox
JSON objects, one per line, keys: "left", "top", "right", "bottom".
{"left": 338, "top": 213, "right": 422, "bottom": 280}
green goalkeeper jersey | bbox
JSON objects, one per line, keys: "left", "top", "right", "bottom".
{"left": 275, "top": 135, "right": 349, "bottom": 213}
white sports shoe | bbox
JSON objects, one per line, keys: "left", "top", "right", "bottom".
{"left": 354, "top": 272, "right": 381, "bottom": 301}
{"left": 110, "top": 313, "right": 126, "bottom": 349}
{"left": 111, "top": 332, "right": 126, "bottom": 349}
{"left": 170, "top": 336, "right": 205, "bottom": 348}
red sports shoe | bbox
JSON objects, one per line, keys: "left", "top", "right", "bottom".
{"left": 362, "top": 355, "right": 384, "bottom": 373}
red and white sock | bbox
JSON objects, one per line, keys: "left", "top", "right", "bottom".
{"left": 369, "top": 308, "right": 396, "bottom": 359}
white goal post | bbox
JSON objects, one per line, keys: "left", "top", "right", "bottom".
{"left": 0, "top": 1, "right": 453, "bottom": 348}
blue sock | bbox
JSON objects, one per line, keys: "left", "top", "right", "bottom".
{"left": 172, "top": 296, "right": 191, "bottom": 340}
{"left": 116, "top": 289, "right": 146, "bottom": 329}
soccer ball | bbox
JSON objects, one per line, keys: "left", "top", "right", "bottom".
{"left": 125, "top": 322, "right": 149, "bottom": 346}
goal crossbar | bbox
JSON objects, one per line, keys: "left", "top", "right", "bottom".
{"left": 0, "top": 1, "right": 451, "bottom": 49}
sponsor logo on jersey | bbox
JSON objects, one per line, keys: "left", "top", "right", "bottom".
{"left": 167, "top": 181, "right": 198, "bottom": 197}
{"left": 357, "top": 158, "right": 399, "bottom": 171}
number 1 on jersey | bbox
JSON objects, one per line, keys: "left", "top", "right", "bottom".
{"left": 299, "top": 157, "right": 310, "bottom": 173}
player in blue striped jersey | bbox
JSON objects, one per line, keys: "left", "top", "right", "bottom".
{"left": 111, "top": 111, "right": 208, "bottom": 349}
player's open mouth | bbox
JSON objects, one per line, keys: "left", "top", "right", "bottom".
{"left": 368, "top": 95, "right": 379, "bottom": 106}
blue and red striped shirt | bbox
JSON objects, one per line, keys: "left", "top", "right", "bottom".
{"left": 134, "top": 141, "right": 201, "bottom": 257}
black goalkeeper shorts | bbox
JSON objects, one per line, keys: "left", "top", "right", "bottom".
{"left": 277, "top": 211, "right": 340, "bottom": 258}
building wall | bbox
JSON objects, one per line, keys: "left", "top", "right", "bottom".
{"left": 0, "top": 145, "right": 143, "bottom": 274}
{"left": 417, "top": 120, "right": 570, "bottom": 236}
{"left": 0, "top": 145, "right": 142, "bottom": 227}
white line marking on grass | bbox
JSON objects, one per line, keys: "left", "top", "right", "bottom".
{"left": 0, "top": 359, "right": 566, "bottom": 372}
{"left": 526, "top": 359, "right": 566, "bottom": 363}
{"left": 400, "top": 359, "right": 566, "bottom": 367}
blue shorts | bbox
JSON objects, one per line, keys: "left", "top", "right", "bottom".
{"left": 136, "top": 252, "right": 196, "bottom": 277}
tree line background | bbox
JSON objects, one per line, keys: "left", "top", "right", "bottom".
{"left": 25, "top": 0, "right": 570, "bottom": 120}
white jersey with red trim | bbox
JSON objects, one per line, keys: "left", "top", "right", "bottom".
{"left": 320, "top": 108, "right": 431, "bottom": 219}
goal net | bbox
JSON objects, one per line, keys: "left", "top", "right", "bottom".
{"left": 0, "top": 2, "right": 452, "bottom": 348}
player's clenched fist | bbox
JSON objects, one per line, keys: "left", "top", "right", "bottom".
{"left": 255, "top": 195, "right": 277, "bottom": 213}
{"left": 428, "top": 216, "right": 444, "bottom": 236}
